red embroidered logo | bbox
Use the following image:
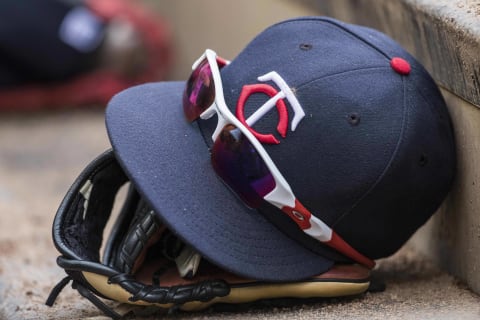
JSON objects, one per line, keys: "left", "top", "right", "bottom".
{"left": 236, "top": 72, "right": 305, "bottom": 144}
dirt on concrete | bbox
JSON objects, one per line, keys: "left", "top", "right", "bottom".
{"left": 1, "top": 109, "right": 480, "bottom": 320}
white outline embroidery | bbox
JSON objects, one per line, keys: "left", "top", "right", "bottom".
{"left": 245, "top": 71, "right": 305, "bottom": 131}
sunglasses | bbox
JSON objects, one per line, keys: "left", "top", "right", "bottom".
{"left": 183, "top": 49, "right": 375, "bottom": 269}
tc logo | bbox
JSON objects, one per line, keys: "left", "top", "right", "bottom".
{"left": 236, "top": 71, "right": 305, "bottom": 144}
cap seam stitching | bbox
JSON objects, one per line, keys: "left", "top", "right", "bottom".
{"left": 319, "top": 18, "right": 392, "bottom": 60}
{"left": 333, "top": 76, "right": 409, "bottom": 228}
{"left": 295, "top": 65, "right": 390, "bottom": 90}
{"left": 274, "top": 17, "right": 392, "bottom": 60}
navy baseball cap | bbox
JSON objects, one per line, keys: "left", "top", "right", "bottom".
{"left": 106, "top": 17, "right": 456, "bottom": 281}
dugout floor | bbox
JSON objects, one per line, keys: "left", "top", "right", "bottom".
{"left": 1, "top": 109, "right": 479, "bottom": 319}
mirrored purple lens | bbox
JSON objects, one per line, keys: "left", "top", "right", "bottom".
{"left": 183, "top": 58, "right": 215, "bottom": 122}
{"left": 212, "top": 124, "right": 276, "bottom": 208}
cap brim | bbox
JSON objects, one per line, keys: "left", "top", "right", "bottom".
{"left": 106, "top": 81, "right": 333, "bottom": 281}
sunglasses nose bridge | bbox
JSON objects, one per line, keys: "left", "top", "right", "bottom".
{"left": 199, "top": 104, "right": 217, "bottom": 120}
{"left": 211, "top": 113, "right": 229, "bottom": 141}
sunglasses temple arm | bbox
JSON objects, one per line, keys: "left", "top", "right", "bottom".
{"left": 328, "top": 231, "right": 376, "bottom": 269}
{"left": 305, "top": 216, "right": 375, "bottom": 269}
{"left": 282, "top": 200, "right": 375, "bottom": 269}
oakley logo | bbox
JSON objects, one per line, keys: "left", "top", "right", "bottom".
{"left": 236, "top": 71, "right": 305, "bottom": 144}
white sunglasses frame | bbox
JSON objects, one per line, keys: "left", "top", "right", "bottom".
{"left": 189, "top": 49, "right": 375, "bottom": 269}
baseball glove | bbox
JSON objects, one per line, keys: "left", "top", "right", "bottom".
{"left": 46, "top": 150, "right": 373, "bottom": 319}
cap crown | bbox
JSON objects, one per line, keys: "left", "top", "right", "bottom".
{"left": 200, "top": 17, "right": 456, "bottom": 259}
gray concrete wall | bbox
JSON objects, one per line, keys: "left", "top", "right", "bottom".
{"left": 144, "top": 0, "right": 313, "bottom": 80}
{"left": 412, "top": 88, "right": 480, "bottom": 294}
{"left": 299, "top": 0, "right": 480, "bottom": 107}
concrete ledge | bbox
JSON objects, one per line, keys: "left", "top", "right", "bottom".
{"left": 300, "top": 0, "right": 480, "bottom": 107}
{"left": 299, "top": 0, "right": 480, "bottom": 294}
{"left": 412, "top": 88, "right": 480, "bottom": 295}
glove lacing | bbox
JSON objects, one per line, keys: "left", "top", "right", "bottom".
{"left": 46, "top": 275, "right": 123, "bottom": 319}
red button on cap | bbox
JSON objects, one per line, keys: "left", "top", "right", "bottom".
{"left": 390, "top": 57, "right": 411, "bottom": 75}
